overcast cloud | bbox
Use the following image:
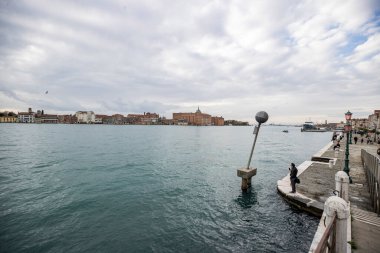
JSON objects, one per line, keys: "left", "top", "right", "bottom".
{"left": 0, "top": 0, "right": 379, "bottom": 123}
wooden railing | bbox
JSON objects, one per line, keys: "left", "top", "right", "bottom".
{"left": 362, "top": 149, "right": 380, "bottom": 215}
{"left": 314, "top": 213, "right": 337, "bottom": 253}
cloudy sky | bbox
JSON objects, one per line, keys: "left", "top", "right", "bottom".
{"left": 0, "top": 0, "right": 379, "bottom": 124}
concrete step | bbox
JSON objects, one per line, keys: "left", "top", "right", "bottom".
{"left": 351, "top": 207, "right": 380, "bottom": 227}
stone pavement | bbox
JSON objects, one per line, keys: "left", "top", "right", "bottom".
{"left": 347, "top": 135, "right": 379, "bottom": 253}
{"left": 277, "top": 133, "right": 380, "bottom": 252}
{"left": 298, "top": 135, "right": 377, "bottom": 211}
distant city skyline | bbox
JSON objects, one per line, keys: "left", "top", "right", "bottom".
{"left": 0, "top": 0, "right": 379, "bottom": 124}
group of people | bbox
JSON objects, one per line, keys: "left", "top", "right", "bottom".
{"left": 353, "top": 136, "right": 379, "bottom": 145}
{"left": 332, "top": 132, "right": 379, "bottom": 147}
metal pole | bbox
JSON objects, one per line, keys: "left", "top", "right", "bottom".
{"left": 247, "top": 123, "right": 261, "bottom": 169}
{"left": 343, "top": 126, "right": 352, "bottom": 183}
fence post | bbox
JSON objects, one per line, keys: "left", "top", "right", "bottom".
{"left": 335, "top": 171, "right": 350, "bottom": 202}
{"left": 325, "top": 196, "right": 350, "bottom": 253}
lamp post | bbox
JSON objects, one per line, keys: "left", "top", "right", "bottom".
{"left": 346, "top": 111, "right": 353, "bottom": 144}
{"left": 246, "top": 111, "right": 269, "bottom": 169}
{"left": 344, "top": 111, "right": 352, "bottom": 183}
{"left": 237, "top": 111, "right": 269, "bottom": 191}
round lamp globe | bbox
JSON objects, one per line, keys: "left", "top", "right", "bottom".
{"left": 255, "top": 111, "right": 269, "bottom": 124}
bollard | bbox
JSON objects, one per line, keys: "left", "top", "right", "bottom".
{"left": 335, "top": 171, "right": 349, "bottom": 202}
{"left": 324, "top": 196, "right": 350, "bottom": 253}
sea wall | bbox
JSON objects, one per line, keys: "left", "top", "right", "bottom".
{"left": 277, "top": 140, "right": 336, "bottom": 217}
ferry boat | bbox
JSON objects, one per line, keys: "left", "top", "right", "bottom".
{"left": 301, "top": 122, "right": 326, "bottom": 132}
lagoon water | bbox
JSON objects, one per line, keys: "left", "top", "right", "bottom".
{"left": 0, "top": 124, "right": 331, "bottom": 253}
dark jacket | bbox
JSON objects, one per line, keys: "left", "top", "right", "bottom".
{"left": 290, "top": 166, "right": 298, "bottom": 179}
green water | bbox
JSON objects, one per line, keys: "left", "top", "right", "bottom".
{"left": 0, "top": 124, "right": 331, "bottom": 252}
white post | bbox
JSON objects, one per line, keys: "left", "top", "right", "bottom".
{"left": 325, "top": 196, "right": 350, "bottom": 253}
{"left": 335, "top": 171, "right": 350, "bottom": 202}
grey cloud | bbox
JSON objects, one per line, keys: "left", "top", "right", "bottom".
{"left": 0, "top": 0, "right": 379, "bottom": 123}
{"left": 100, "top": 99, "right": 175, "bottom": 116}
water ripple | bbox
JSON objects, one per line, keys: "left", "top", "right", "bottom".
{"left": 0, "top": 125, "right": 330, "bottom": 253}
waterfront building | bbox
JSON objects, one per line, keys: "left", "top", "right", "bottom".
{"left": 75, "top": 111, "right": 95, "bottom": 124}
{"left": 103, "top": 114, "right": 126, "bottom": 125}
{"left": 177, "top": 119, "right": 188, "bottom": 125}
{"left": 141, "top": 112, "right": 159, "bottom": 125}
{"left": 160, "top": 117, "right": 174, "bottom": 125}
{"left": 34, "top": 110, "right": 58, "bottom": 124}
{"left": 35, "top": 114, "right": 58, "bottom": 124}
{"left": 126, "top": 112, "right": 159, "bottom": 125}
{"left": 211, "top": 116, "right": 224, "bottom": 126}
{"left": 173, "top": 107, "right": 212, "bottom": 126}
{"left": 0, "top": 112, "right": 18, "bottom": 123}
{"left": 95, "top": 114, "right": 109, "bottom": 124}
{"left": 351, "top": 118, "right": 369, "bottom": 130}
{"left": 18, "top": 108, "right": 35, "bottom": 123}
{"left": 58, "top": 115, "right": 77, "bottom": 124}
{"left": 125, "top": 114, "right": 140, "bottom": 124}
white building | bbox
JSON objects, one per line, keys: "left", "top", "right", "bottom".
{"left": 18, "top": 113, "right": 35, "bottom": 123}
{"left": 75, "top": 111, "right": 95, "bottom": 124}
{"left": 18, "top": 108, "right": 35, "bottom": 123}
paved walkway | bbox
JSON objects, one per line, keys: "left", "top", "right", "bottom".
{"left": 277, "top": 133, "right": 380, "bottom": 252}
{"left": 348, "top": 135, "right": 380, "bottom": 253}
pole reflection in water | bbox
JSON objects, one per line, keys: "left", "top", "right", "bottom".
{"left": 235, "top": 188, "right": 258, "bottom": 209}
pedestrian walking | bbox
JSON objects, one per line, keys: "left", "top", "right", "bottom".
{"left": 361, "top": 138, "right": 364, "bottom": 144}
{"left": 289, "top": 163, "right": 298, "bottom": 193}
{"left": 354, "top": 136, "right": 358, "bottom": 144}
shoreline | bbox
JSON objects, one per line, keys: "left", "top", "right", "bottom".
{"left": 277, "top": 140, "right": 336, "bottom": 217}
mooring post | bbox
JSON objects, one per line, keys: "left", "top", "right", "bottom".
{"left": 324, "top": 196, "right": 350, "bottom": 253}
{"left": 237, "top": 111, "right": 268, "bottom": 191}
{"left": 335, "top": 171, "right": 349, "bottom": 202}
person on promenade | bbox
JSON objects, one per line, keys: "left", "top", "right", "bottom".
{"left": 361, "top": 138, "right": 364, "bottom": 144}
{"left": 289, "top": 163, "right": 298, "bottom": 193}
{"left": 354, "top": 136, "right": 358, "bottom": 144}
{"left": 333, "top": 141, "right": 340, "bottom": 150}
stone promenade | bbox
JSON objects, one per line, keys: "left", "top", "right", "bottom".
{"left": 277, "top": 133, "right": 380, "bottom": 252}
